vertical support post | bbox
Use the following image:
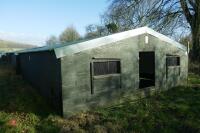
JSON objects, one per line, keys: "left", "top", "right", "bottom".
{"left": 187, "top": 41, "right": 190, "bottom": 86}
{"left": 90, "top": 62, "right": 94, "bottom": 94}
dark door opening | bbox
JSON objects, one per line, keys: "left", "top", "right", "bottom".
{"left": 139, "top": 52, "right": 155, "bottom": 88}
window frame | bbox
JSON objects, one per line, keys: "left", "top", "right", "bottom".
{"left": 92, "top": 58, "right": 121, "bottom": 78}
{"left": 90, "top": 58, "right": 122, "bottom": 94}
{"left": 166, "top": 55, "right": 181, "bottom": 78}
{"left": 166, "top": 55, "right": 180, "bottom": 67}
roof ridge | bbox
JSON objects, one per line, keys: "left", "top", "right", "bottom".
{"left": 13, "top": 27, "right": 187, "bottom": 57}
{"left": 54, "top": 27, "right": 186, "bottom": 58}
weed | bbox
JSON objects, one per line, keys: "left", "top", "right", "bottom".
{"left": 0, "top": 66, "right": 200, "bottom": 132}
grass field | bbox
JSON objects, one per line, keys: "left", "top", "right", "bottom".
{"left": 0, "top": 66, "right": 200, "bottom": 133}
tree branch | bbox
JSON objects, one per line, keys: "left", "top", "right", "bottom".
{"left": 180, "top": 0, "right": 193, "bottom": 25}
{"left": 188, "top": 0, "right": 196, "bottom": 10}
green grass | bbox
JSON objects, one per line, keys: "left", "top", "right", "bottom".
{"left": 96, "top": 86, "right": 200, "bottom": 133}
{"left": 188, "top": 73, "right": 200, "bottom": 85}
{"left": 0, "top": 66, "right": 57, "bottom": 132}
{"left": 0, "top": 66, "right": 200, "bottom": 133}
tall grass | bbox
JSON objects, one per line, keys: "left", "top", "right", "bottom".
{"left": 0, "top": 65, "right": 200, "bottom": 132}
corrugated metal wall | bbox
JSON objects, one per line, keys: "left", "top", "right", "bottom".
{"left": 18, "top": 51, "right": 63, "bottom": 115}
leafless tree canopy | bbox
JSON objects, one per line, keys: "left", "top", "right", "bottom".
{"left": 104, "top": 0, "right": 191, "bottom": 36}
{"left": 104, "top": 0, "right": 200, "bottom": 60}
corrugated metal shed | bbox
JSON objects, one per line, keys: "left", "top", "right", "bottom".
{"left": 9, "top": 26, "right": 188, "bottom": 117}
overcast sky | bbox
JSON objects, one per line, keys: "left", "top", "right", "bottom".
{"left": 0, "top": 0, "right": 108, "bottom": 46}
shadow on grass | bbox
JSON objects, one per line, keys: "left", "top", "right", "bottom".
{"left": 0, "top": 68, "right": 56, "bottom": 118}
{"left": 0, "top": 65, "right": 60, "bottom": 132}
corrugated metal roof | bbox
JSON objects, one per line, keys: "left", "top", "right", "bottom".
{"left": 54, "top": 27, "right": 187, "bottom": 58}
{"left": 14, "top": 38, "right": 93, "bottom": 55}
{"left": 14, "top": 27, "right": 187, "bottom": 58}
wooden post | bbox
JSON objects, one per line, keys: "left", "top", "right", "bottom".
{"left": 187, "top": 41, "right": 190, "bottom": 86}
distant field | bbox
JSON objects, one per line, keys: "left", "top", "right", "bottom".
{"left": 0, "top": 40, "right": 35, "bottom": 52}
{"left": 0, "top": 66, "right": 200, "bottom": 133}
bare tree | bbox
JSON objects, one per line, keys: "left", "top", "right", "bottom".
{"left": 85, "top": 24, "right": 108, "bottom": 39}
{"left": 85, "top": 24, "right": 100, "bottom": 39}
{"left": 46, "top": 35, "right": 58, "bottom": 46}
{"left": 179, "top": 34, "right": 192, "bottom": 47}
{"left": 179, "top": 0, "right": 200, "bottom": 61}
{"left": 105, "top": 0, "right": 199, "bottom": 61}
{"left": 59, "top": 25, "right": 81, "bottom": 44}
{"left": 106, "top": 23, "right": 119, "bottom": 33}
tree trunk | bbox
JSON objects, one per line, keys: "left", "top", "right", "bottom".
{"left": 191, "top": 7, "right": 200, "bottom": 62}
{"left": 191, "top": 26, "right": 200, "bottom": 62}
{"left": 180, "top": 0, "right": 200, "bottom": 62}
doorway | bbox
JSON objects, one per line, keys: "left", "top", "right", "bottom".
{"left": 139, "top": 52, "right": 155, "bottom": 88}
